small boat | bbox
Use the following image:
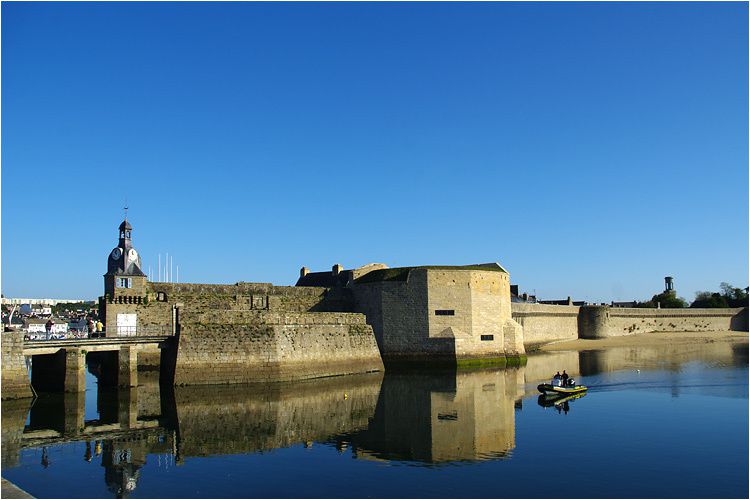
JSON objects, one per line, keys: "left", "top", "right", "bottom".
{"left": 537, "top": 381, "right": 587, "bottom": 396}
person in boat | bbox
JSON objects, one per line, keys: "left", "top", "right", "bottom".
{"left": 561, "top": 370, "right": 569, "bottom": 386}
{"left": 553, "top": 372, "right": 561, "bottom": 386}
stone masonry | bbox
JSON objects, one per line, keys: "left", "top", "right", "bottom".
{"left": 1, "top": 331, "right": 33, "bottom": 399}
{"left": 100, "top": 281, "right": 383, "bottom": 385}
{"left": 348, "top": 264, "right": 525, "bottom": 364}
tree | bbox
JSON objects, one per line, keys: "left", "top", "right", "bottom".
{"left": 691, "top": 291, "right": 728, "bottom": 308}
{"left": 635, "top": 291, "right": 688, "bottom": 308}
{"left": 692, "top": 283, "right": 748, "bottom": 308}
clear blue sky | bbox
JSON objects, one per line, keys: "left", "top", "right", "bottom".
{"left": 2, "top": 2, "right": 747, "bottom": 303}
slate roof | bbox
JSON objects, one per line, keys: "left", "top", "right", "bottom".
{"left": 295, "top": 271, "right": 351, "bottom": 287}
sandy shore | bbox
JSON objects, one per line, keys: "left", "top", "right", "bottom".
{"left": 538, "top": 330, "right": 749, "bottom": 351}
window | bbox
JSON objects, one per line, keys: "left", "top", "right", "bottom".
{"left": 435, "top": 310, "right": 455, "bottom": 316}
{"left": 157, "top": 292, "right": 167, "bottom": 302}
{"left": 481, "top": 334, "right": 494, "bottom": 341}
{"left": 117, "top": 278, "right": 132, "bottom": 288}
{"left": 437, "top": 411, "right": 458, "bottom": 421}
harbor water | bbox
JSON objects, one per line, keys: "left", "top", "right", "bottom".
{"left": 2, "top": 340, "right": 747, "bottom": 498}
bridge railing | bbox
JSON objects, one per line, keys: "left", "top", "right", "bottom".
{"left": 24, "top": 325, "right": 174, "bottom": 341}
{"left": 114, "top": 325, "right": 173, "bottom": 337}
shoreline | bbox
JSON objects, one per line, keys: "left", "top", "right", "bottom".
{"left": 1, "top": 478, "right": 34, "bottom": 499}
{"left": 536, "top": 330, "right": 749, "bottom": 352}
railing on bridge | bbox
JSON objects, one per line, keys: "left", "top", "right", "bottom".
{"left": 23, "top": 325, "right": 173, "bottom": 341}
{"left": 114, "top": 325, "right": 173, "bottom": 337}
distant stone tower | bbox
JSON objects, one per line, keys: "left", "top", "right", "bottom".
{"left": 664, "top": 276, "right": 674, "bottom": 293}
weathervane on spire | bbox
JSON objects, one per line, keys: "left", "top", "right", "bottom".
{"left": 124, "top": 202, "right": 129, "bottom": 221}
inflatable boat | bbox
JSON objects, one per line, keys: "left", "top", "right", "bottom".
{"left": 537, "top": 382, "right": 587, "bottom": 396}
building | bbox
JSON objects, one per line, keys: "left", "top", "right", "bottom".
{"left": 102, "top": 218, "right": 148, "bottom": 336}
{"left": 298, "top": 263, "right": 526, "bottom": 364}
{"left": 98, "top": 217, "right": 384, "bottom": 385}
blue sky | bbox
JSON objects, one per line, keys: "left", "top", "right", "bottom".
{"left": 2, "top": 2, "right": 747, "bottom": 302}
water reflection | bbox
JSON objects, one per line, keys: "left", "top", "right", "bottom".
{"left": 166, "top": 372, "right": 383, "bottom": 460}
{"left": 2, "top": 339, "right": 747, "bottom": 497}
{"left": 334, "top": 367, "right": 524, "bottom": 463}
{"left": 537, "top": 392, "right": 586, "bottom": 414}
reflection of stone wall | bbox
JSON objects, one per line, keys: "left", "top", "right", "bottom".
{"left": 169, "top": 372, "right": 383, "bottom": 459}
{"left": 1, "top": 399, "right": 32, "bottom": 467}
{"left": 578, "top": 342, "right": 745, "bottom": 375}
{"left": 523, "top": 351, "right": 582, "bottom": 387}
{"left": 344, "top": 368, "right": 520, "bottom": 463}
{"left": 1, "top": 331, "right": 32, "bottom": 399}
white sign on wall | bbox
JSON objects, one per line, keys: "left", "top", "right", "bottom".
{"left": 117, "top": 313, "right": 137, "bottom": 336}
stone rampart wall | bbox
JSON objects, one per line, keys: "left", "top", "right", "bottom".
{"left": 1, "top": 331, "right": 33, "bottom": 399}
{"left": 511, "top": 303, "right": 580, "bottom": 347}
{"left": 513, "top": 303, "right": 747, "bottom": 344}
{"left": 352, "top": 269, "right": 523, "bottom": 362}
{"left": 173, "top": 312, "right": 383, "bottom": 385}
{"left": 99, "top": 280, "right": 380, "bottom": 385}
{"left": 580, "top": 306, "right": 748, "bottom": 338}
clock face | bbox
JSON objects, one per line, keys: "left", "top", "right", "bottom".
{"left": 111, "top": 248, "right": 122, "bottom": 260}
{"left": 128, "top": 249, "right": 139, "bottom": 262}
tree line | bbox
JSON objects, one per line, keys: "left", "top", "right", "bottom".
{"left": 634, "top": 282, "right": 748, "bottom": 309}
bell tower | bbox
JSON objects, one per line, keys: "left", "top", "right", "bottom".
{"left": 104, "top": 216, "right": 147, "bottom": 299}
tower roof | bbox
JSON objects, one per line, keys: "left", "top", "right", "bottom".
{"left": 119, "top": 219, "right": 132, "bottom": 231}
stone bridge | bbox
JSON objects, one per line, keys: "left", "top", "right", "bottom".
{"left": 22, "top": 335, "right": 175, "bottom": 393}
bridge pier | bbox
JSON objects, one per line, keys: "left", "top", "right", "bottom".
{"left": 63, "top": 392, "right": 85, "bottom": 435}
{"left": 65, "top": 349, "right": 86, "bottom": 393}
{"left": 118, "top": 388, "right": 139, "bottom": 429}
{"left": 118, "top": 346, "right": 138, "bottom": 388}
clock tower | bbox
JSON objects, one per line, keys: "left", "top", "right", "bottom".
{"left": 104, "top": 218, "right": 147, "bottom": 299}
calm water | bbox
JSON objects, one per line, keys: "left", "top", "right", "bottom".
{"left": 2, "top": 341, "right": 748, "bottom": 498}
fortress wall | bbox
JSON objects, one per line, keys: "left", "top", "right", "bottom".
{"left": 354, "top": 279, "right": 436, "bottom": 359}
{"left": 513, "top": 304, "right": 747, "bottom": 344}
{"left": 1, "top": 331, "right": 33, "bottom": 400}
{"left": 511, "top": 303, "right": 580, "bottom": 348}
{"left": 580, "top": 306, "right": 747, "bottom": 339}
{"left": 429, "top": 270, "right": 514, "bottom": 359}
{"left": 353, "top": 269, "right": 523, "bottom": 362}
{"left": 102, "top": 281, "right": 356, "bottom": 336}
{"left": 101, "top": 281, "right": 379, "bottom": 385}
{"left": 172, "top": 312, "right": 383, "bottom": 385}
{"left": 149, "top": 282, "right": 353, "bottom": 313}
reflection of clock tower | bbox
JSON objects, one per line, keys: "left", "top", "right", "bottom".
{"left": 104, "top": 218, "right": 147, "bottom": 306}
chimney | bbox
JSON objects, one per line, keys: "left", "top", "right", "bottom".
{"left": 332, "top": 264, "right": 344, "bottom": 276}
{"left": 300, "top": 267, "right": 309, "bottom": 278}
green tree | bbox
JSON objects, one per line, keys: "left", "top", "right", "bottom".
{"left": 692, "top": 283, "right": 748, "bottom": 308}
{"left": 691, "top": 291, "right": 728, "bottom": 308}
{"left": 635, "top": 291, "right": 687, "bottom": 308}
